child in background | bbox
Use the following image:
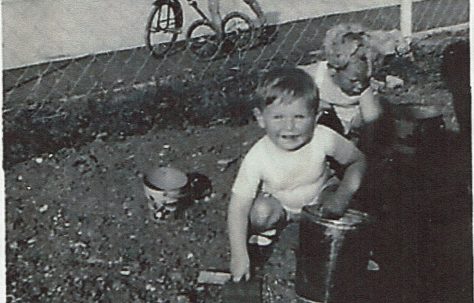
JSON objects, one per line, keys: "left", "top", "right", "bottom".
{"left": 300, "top": 24, "right": 383, "bottom": 152}
{"left": 323, "top": 23, "right": 411, "bottom": 81}
{"left": 227, "top": 67, "right": 367, "bottom": 282}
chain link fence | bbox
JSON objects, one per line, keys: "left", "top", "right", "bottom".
{"left": 2, "top": 0, "right": 469, "bottom": 167}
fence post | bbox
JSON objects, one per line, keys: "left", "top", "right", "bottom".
{"left": 400, "top": 0, "right": 413, "bottom": 37}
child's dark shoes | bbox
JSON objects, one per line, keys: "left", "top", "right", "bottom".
{"left": 247, "top": 229, "right": 278, "bottom": 272}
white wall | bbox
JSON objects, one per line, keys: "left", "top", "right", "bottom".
{"left": 2, "top": 0, "right": 408, "bottom": 69}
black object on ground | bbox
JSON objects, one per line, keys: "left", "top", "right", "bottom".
{"left": 221, "top": 276, "right": 262, "bottom": 303}
{"left": 186, "top": 172, "right": 212, "bottom": 200}
{"left": 296, "top": 206, "right": 372, "bottom": 303}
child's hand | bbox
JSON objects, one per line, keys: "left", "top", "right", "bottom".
{"left": 230, "top": 253, "right": 251, "bottom": 282}
{"left": 320, "top": 192, "right": 349, "bottom": 219}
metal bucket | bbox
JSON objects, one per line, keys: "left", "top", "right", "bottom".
{"left": 143, "top": 167, "right": 189, "bottom": 220}
{"left": 143, "top": 167, "right": 213, "bottom": 221}
{"left": 296, "top": 206, "right": 372, "bottom": 303}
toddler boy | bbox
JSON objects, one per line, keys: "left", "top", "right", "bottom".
{"left": 227, "top": 67, "right": 367, "bottom": 281}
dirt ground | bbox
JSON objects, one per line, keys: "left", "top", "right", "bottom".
{"left": 5, "top": 31, "right": 472, "bottom": 302}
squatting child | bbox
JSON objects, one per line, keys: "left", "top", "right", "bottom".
{"left": 227, "top": 67, "right": 367, "bottom": 281}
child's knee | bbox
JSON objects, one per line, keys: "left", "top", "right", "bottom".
{"left": 249, "top": 195, "right": 283, "bottom": 231}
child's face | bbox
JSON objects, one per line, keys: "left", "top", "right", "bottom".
{"left": 254, "top": 98, "right": 317, "bottom": 151}
{"left": 332, "top": 60, "right": 369, "bottom": 96}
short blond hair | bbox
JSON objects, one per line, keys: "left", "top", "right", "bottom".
{"left": 323, "top": 23, "right": 373, "bottom": 76}
{"left": 323, "top": 23, "right": 411, "bottom": 77}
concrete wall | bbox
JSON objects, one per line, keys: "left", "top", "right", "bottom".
{"left": 2, "top": 0, "right": 410, "bottom": 69}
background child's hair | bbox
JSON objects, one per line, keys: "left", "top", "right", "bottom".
{"left": 256, "top": 67, "right": 319, "bottom": 110}
{"left": 323, "top": 23, "right": 411, "bottom": 78}
{"left": 323, "top": 23, "right": 373, "bottom": 76}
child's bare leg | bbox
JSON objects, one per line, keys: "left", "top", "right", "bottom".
{"left": 249, "top": 194, "right": 285, "bottom": 233}
{"left": 247, "top": 194, "right": 284, "bottom": 268}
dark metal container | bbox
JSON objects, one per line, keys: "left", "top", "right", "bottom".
{"left": 390, "top": 104, "right": 445, "bottom": 155}
{"left": 296, "top": 206, "right": 372, "bottom": 303}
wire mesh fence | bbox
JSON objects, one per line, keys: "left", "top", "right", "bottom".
{"left": 2, "top": 0, "right": 469, "bottom": 166}
{"left": 3, "top": 0, "right": 468, "bottom": 105}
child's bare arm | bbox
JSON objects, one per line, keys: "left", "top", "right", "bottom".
{"left": 334, "top": 150, "right": 367, "bottom": 204}
{"left": 359, "top": 88, "right": 382, "bottom": 123}
{"left": 319, "top": 99, "right": 333, "bottom": 111}
{"left": 228, "top": 193, "right": 254, "bottom": 281}
{"left": 323, "top": 134, "right": 367, "bottom": 216}
{"left": 324, "top": 96, "right": 360, "bottom": 107}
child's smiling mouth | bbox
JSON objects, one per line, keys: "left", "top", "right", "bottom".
{"left": 280, "top": 134, "right": 300, "bottom": 140}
